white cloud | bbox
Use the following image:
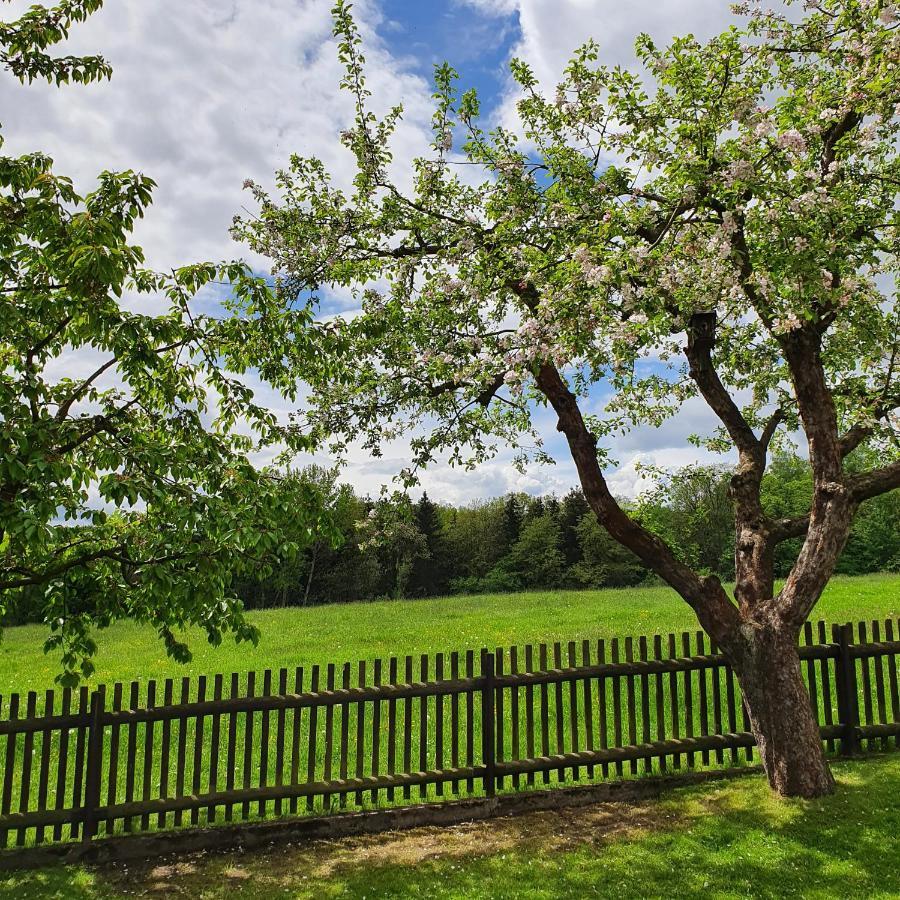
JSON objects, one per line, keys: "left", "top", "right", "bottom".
{"left": 0, "top": 0, "right": 435, "bottom": 270}
{"left": 489, "top": 0, "right": 735, "bottom": 91}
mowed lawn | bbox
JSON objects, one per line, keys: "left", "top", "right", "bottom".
{"left": 4, "top": 754, "right": 899, "bottom": 899}
{"left": 1, "top": 573, "right": 898, "bottom": 694}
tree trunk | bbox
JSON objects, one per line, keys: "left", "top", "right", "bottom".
{"left": 730, "top": 621, "right": 835, "bottom": 798}
{"left": 303, "top": 543, "right": 319, "bottom": 606}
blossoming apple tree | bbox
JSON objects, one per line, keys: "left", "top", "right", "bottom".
{"left": 235, "top": 0, "right": 899, "bottom": 796}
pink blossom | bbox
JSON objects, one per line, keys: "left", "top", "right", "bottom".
{"left": 723, "top": 159, "right": 754, "bottom": 185}
{"left": 776, "top": 129, "right": 807, "bottom": 154}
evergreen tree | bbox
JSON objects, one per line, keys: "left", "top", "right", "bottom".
{"left": 507, "top": 513, "right": 566, "bottom": 589}
{"left": 501, "top": 494, "right": 523, "bottom": 552}
{"left": 408, "top": 492, "right": 448, "bottom": 596}
{"left": 559, "top": 489, "right": 590, "bottom": 569}
{"left": 523, "top": 496, "right": 545, "bottom": 522}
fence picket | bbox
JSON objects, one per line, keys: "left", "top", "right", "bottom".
{"left": 859, "top": 622, "right": 875, "bottom": 751}
{"left": 680, "top": 634, "right": 694, "bottom": 769}
{"left": 553, "top": 642, "right": 565, "bottom": 782}
{"left": 105, "top": 683, "right": 123, "bottom": 835}
{"left": 208, "top": 676, "right": 222, "bottom": 824}
{"left": 885, "top": 620, "right": 900, "bottom": 749}
{"left": 695, "top": 633, "right": 710, "bottom": 767}
{"left": 597, "top": 639, "right": 609, "bottom": 778}
{"left": 290, "top": 667, "right": 304, "bottom": 814}
{"left": 465, "top": 650, "right": 475, "bottom": 793}
{"left": 305, "top": 666, "right": 320, "bottom": 812}
{"left": 418, "top": 655, "right": 428, "bottom": 801}
{"left": 509, "top": 647, "right": 520, "bottom": 789}
{"left": 16, "top": 691, "right": 37, "bottom": 847}
{"left": 402, "top": 656, "right": 413, "bottom": 801}
{"left": 323, "top": 664, "right": 336, "bottom": 809}
{"left": 494, "top": 648, "right": 505, "bottom": 791}
{"left": 338, "top": 662, "right": 350, "bottom": 808}
{"left": 668, "top": 633, "right": 681, "bottom": 770}
{"left": 611, "top": 638, "right": 623, "bottom": 777}
{"left": 639, "top": 637, "right": 651, "bottom": 774}
{"left": 52, "top": 688, "right": 72, "bottom": 842}
{"left": 817, "top": 621, "right": 836, "bottom": 753}
{"left": 0, "top": 694, "right": 12, "bottom": 849}
{"left": 653, "top": 635, "right": 666, "bottom": 774}
{"left": 625, "top": 637, "right": 638, "bottom": 775}
{"left": 35, "top": 690, "right": 53, "bottom": 844}
{"left": 449, "top": 652, "right": 460, "bottom": 795}
{"left": 370, "top": 659, "right": 382, "bottom": 803}
{"left": 175, "top": 678, "right": 190, "bottom": 827}
{"left": 435, "top": 653, "right": 445, "bottom": 797}
{"left": 70, "top": 686, "right": 89, "bottom": 840}
{"left": 724, "top": 657, "right": 739, "bottom": 766}
{"left": 524, "top": 644, "right": 536, "bottom": 787}
{"left": 158, "top": 680, "right": 174, "bottom": 828}
{"left": 241, "top": 672, "right": 255, "bottom": 820}
{"left": 276, "top": 669, "right": 288, "bottom": 814}
{"left": 387, "top": 658, "right": 398, "bottom": 801}
{"left": 871, "top": 621, "right": 888, "bottom": 750}
{"left": 538, "top": 644, "right": 550, "bottom": 785}
{"left": 566, "top": 642, "right": 579, "bottom": 781}
{"left": 355, "top": 660, "right": 366, "bottom": 806}
{"left": 124, "top": 681, "right": 140, "bottom": 832}
{"left": 224, "top": 674, "right": 238, "bottom": 822}
{"left": 141, "top": 681, "right": 156, "bottom": 831}
{"left": 259, "top": 670, "right": 272, "bottom": 816}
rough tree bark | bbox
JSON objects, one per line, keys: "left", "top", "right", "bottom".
{"left": 729, "top": 623, "right": 835, "bottom": 796}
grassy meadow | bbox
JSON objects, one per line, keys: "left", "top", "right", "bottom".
{"left": 1, "top": 573, "right": 899, "bottom": 694}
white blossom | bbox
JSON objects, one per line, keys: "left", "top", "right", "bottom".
{"left": 776, "top": 129, "right": 807, "bottom": 154}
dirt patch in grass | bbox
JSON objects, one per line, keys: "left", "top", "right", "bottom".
{"left": 99, "top": 796, "right": 687, "bottom": 897}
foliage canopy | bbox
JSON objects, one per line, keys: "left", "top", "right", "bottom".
{"left": 0, "top": 0, "right": 326, "bottom": 683}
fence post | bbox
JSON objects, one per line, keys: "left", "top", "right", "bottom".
{"left": 81, "top": 686, "right": 106, "bottom": 844}
{"left": 480, "top": 649, "right": 496, "bottom": 797}
{"left": 835, "top": 623, "right": 859, "bottom": 757}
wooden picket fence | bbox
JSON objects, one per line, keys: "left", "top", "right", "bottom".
{"left": 0, "top": 618, "right": 898, "bottom": 853}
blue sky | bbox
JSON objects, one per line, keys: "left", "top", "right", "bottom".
{"left": 1, "top": 0, "right": 739, "bottom": 504}
{"left": 379, "top": 1, "right": 518, "bottom": 106}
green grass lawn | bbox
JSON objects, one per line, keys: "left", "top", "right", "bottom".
{"left": 2, "top": 573, "right": 898, "bottom": 694}
{"left": 4, "top": 753, "right": 899, "bottom": 899}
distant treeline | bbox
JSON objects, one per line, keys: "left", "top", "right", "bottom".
{"left": 236, "top": 453, "right": 900, "bottom": 609}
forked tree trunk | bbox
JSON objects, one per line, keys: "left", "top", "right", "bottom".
{"left": 531, "top": 358, "right": 841, "bottom": 799}
{"left": 729, "top": 621, "right": 835, "bottom": 797}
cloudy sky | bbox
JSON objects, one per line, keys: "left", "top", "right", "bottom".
{"left": 4, "top": 0, "right": 744, "bottom": 504}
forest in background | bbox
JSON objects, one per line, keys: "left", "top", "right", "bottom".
{"left": 235, "top": 452, "right": 900, "bottom": 609}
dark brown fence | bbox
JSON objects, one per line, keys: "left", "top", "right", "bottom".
{"left": 1, "top": 618, "right": 898, "bottom": 852}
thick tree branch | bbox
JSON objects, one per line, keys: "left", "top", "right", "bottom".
{"left": 685, "top": 312, "right": 762, "bottom": 463}
{"left": 838, "top": 393, "right": 900, "bottom": 457}
{"left": 760, "top": 409, "right": 785, "bottom": 452}
{"left": 533, "top": 360, "right": 741, "bottom": 646}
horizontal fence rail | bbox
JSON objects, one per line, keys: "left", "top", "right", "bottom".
{"left": 0, "top": 618, "right": 898, "bottom": 852}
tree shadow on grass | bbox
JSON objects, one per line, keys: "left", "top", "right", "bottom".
{"left": 12, "top": 755, "right": 900, "bottom": 900}
{"left": 297, "top": 757, "right": 900, "bottom": 900}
